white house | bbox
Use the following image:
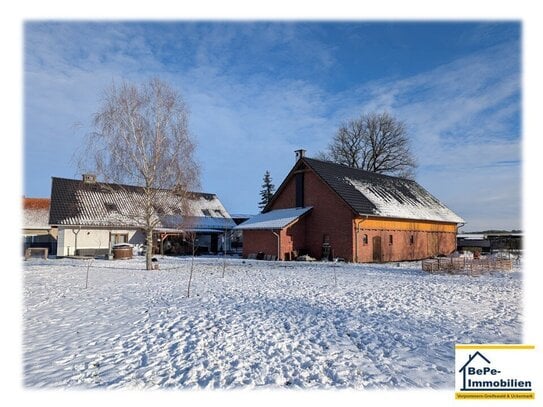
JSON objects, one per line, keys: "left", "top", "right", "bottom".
{"left": 49, "top": 176, "right": 235, "bottom": 257}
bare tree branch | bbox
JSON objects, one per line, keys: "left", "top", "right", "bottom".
{"left": 77, "top": 78, "right": 200, "bottom": 270}
{"left": 320, "top": 111, "right": 417, "bottom": 179}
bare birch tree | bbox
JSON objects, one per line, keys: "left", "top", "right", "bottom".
{"left": 78, "top": 78, "right": 200, "bottom": 270}
{"left": 319, "top": 112, "right": 417, "bottom": 179}
{"left": 183, "top": 230, "right": 199, "bottom": 297}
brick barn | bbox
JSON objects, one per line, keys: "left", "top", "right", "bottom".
{"left": 236, "top": 150, "right": 464, "bottom": 262}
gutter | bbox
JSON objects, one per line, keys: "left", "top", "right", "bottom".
{"left": 456, "top": 222, "right": 466, "bottom": 252}
{"left": 271, "top": 230, "right": 281, "bottom": 260}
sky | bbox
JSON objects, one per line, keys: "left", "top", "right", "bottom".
{"left": 8, "top": 4, "right": 543, "bottom": 406}
{"left": 23, "top": 21, "right": 521, "bottom": 231}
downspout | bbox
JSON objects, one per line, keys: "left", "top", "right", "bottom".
{"left": 72, "top": 225, "right": 81, "bottom": 257}
{"left": 456, "top": 222, "right": 465, "bottom": 252}
{"left": 354, "top": 216, "right": 368, "bottom": 263}
{"left": 271, "top": 230, "right": 281, "bottom": 261}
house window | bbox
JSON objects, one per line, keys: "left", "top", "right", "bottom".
{"left": 110, "top": 233, "right": 128, "bottom": 245}
{"left": 362, "top": 234, "right": 368, "bottom": 245}
{"left": 389, "top": 235, "right": 393, "bottom": 245}
{"left": 410, "top": 235, "right": 414, "bottom": 245}
{"left": 202, "top": 209, "right": 211, "bottom": 216}
{"left": 214, "top": 209, "right": 224, "bottom": 217}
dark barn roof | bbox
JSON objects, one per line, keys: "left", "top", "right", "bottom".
{"left": 49, "top": 177, "right": 235, "bottom": 230}
{"left": 267, "top": 157, "right": 464, "bottom": 224}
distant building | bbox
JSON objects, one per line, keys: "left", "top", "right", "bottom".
{"left": 235, "top": 150, "right": 464, "bottom": 262}
{"left": 49, "top": 176, "right": 235, "bottom": 257}
{"left": 457, "top": 232, "right": 522, "bottom": 254}
{"left": 22, "top": 197, "right": 57, "bottom": 255}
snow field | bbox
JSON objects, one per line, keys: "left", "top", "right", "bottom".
{"left": 23, "top": 256, "right": 522, "bottom": 389}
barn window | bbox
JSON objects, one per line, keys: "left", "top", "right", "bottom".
{"left": 363, "top": 234, "right": 368, "bottom": 245}
{"left": 410, "top": 235, "right": 414, "bottom": 245}
{"left": 389, "top": 235, "right": 393, "bottom": 245}
{"left": 295, "top": 172, "right": 304, "bottom": 208}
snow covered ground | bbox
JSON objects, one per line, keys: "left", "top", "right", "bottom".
{"left": 22, "top": 256, "right": 522, "bottom": 390}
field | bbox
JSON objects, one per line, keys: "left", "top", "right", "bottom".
{"left": 22, "top": 256, "right": 522, "bottom": 389}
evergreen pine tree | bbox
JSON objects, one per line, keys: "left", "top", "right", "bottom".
{"left": 258, "top": 170, "right": 275, "bottom": 211}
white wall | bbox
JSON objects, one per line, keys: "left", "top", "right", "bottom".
{"left": 56, "top": 227, "right": 145, "bottom": 256}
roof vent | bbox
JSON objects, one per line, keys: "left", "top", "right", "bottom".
{"left": 82, "top": 174, "right": 97, "bottom": 184}
{"left": 295, "top": 149, "right": 306, "bottom": 161}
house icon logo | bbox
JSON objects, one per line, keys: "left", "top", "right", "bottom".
{"left": 455, "top": 344, "right": 535, "bottom": 399}
{"left": 458, "top": 351, "right": 493, "bottom": 391}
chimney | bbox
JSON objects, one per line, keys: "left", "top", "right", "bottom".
{"left": 295, "top": 149, "right": 306, "bottom": 161}
{"left": 82, "top": 173, "right": 97, "bottom": 184}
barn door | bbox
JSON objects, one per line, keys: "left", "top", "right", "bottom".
{"left": 372, "top": 236, "right": 382, "bottom": 262}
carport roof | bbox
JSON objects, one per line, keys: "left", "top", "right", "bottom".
{"left": 234, "top": 207, "right": 312, "bottom": 230}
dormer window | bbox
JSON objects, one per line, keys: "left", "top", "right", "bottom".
{"left": 202, "top": 209, "right": 211, "bottom": 216}
{"left": 104, "top": 202, "right": 118, "bottom": 212}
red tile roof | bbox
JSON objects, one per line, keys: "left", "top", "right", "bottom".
{"left": 23, "top": 197, "right": 50, "bottom": 210}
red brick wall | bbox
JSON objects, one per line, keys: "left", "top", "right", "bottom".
{"left": 241, "top": 217, "right": 308, "bottom": 260}
{"left": 242, "top": 229, "right": 280, "bottom": 258}
{"left": 282, "top": 217, "right": 306, "bottom": 259}
{"left": 244, "top": 163, "right": 458, "bottom": 263}
{"left": 269, "top": 169, "right": 355, "bottom": 261}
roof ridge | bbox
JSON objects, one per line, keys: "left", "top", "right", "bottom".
{"left": 51, "top": 176, "right": 216, "bottom": 196}
{"left": 303, "top": 157, "right": 415, "bottom": 182}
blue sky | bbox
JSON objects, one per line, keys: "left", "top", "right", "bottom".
{"left": 23, "top": 21, "right": 521, "bottom": 231}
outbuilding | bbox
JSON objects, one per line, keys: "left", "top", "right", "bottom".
{"left": 236, "top": 150, "right": 464, "bottom": 262}
{"left": 22, "top": 197, "right": 57, "bottom": 256}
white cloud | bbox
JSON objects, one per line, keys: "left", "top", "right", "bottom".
{"left": 311, "top": 41, "right": 521, "bottom": 230}
{"left": 23, "top": 23, "right": 521, "bottom": 228}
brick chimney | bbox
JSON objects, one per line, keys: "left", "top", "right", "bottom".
{"left": 82, "top": 174, "right": 97, "bottom": 184}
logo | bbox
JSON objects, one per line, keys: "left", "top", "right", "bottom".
{"left": 455, "top": 344, "right": 535, "bottom": 400}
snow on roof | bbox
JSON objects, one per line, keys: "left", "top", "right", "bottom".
{"left": 297, "top": 158, "right": 464, "bottom": 224}
{"left": 230, "top": 214, "right": 254, "bottom": 219}
{"left": 345, "top": 177, "right": 465, "bottom": 224}
{"left": 234, "top": 207, "right": 312, "bottom": 230}
{"left": 457, "top": 234, "right": 486, "bottom": 240}
{"left": 158, "top": 215, "right": 235, "bottom": 231}
{"left": 49, "top": 177, "right": 234, "bottom": 231}
{"left": 23, "top": 208, "right": 51, "bottom": 229}
{"left": 23, "top": 198, "right": 51, "bottom": 229}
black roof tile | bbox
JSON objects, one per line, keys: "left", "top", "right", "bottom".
{"left": 294, "top": 158, "right": 463, "bottom": 223}
{"left": 49, "top": 177, "right": 234, "bottom": 229}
